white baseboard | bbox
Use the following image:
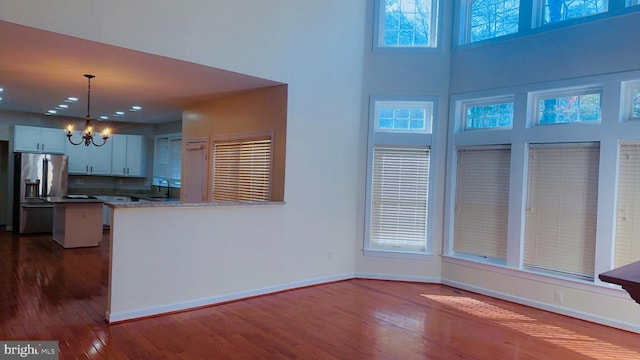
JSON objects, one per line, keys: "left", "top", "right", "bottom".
{"left": 107, "top": 272, "right": 354, "bottom": 323}
{"left": 442, "top": 279, "right": 640, "bottom": 334}
{"left": 355, "top": 272, "right": 441, "bottom": 283}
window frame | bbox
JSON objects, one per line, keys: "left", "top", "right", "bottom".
{"left": 530, "top": 86, "right": 603, "bottom": 127}
{"left": 374, "top": 0, "right": 441, "bottom": 51}
{"left": 461, "top": 95, "right": 515, "bottom": 131}
{"left": 152, "top": 133, "right": 182, "bottom": 188}
{"left": 532, "top": 0, "right": 609, "bottom": 28}
{"left": 365, "top": 96, "right": 438, "bottom": 258}
{"left": 461, "top": 0, "right": 521, "bottom": 44}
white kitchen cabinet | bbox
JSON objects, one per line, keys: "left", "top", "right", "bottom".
{"left": 14, "top": 125, "right": 66, "bottom": 154}
{"left": 66, "top": 131, "right": 113, "bottom": 175}
{"left": 111, "top": 134, "right": 145, "bottom": 177}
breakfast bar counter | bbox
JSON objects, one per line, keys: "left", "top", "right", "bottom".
{"left": 46, "top": 196, "right": 104, "bottom": 248}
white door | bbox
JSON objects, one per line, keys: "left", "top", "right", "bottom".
{"left": 182, "top": 140, "right": 208, "bottom": 203}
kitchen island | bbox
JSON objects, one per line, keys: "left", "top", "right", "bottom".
{"left": 46, "top": 196, "right": 104, "bottom": 248}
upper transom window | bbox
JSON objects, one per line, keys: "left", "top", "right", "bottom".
{"left": 465, "top": 0, "right": 520, "bottom": 43}
{"left": 533, "top": 88, "right": 602, "bottom": 125}
{"left": 377, "top": 0, "right": 439, "bottom": 48}
{"left": 375, "top": 101, "right": 433, "bottom": 133}
{"left": 463, "top": 97, "right": 514, "bottom": 130}
{"left": 537, "top": 0, "right": 608, "bottom": 26}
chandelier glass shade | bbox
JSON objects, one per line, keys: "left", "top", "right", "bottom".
{"left": 65, "top": 74, "right": 110, "bottom": 147}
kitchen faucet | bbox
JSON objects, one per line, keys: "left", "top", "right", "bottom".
{"left": 158, "top": 178, "right": 170, "bottom": 198}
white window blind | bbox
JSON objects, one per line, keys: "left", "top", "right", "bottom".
{"left": 615, "top": 144, "right": 640, "bottom": 267}
{"left": 153, "top": 134, "right": 182, "bottom": 187}
{"left": 170, "top": 138, "right": 182, "bottom": 185}
{"left": 212, "top": 137, "right": 272, "bottom": 202}
{"left": 524, "top": 144, "right": 599, "bottom": 280}
{"left": 370, "top": 146, "right": 429, "bottom": 251}
{"left": 454, "top": 147, "right": 511, "bottom": 260}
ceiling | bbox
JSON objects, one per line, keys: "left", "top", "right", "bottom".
{"left": 0, "top": 20, "right": 281, "bottom": 124}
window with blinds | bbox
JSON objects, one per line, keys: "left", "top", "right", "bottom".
{"left": 153, "top": 134, "right": 182, "bottom": 187}
{"left": 524, "top": 143, "right": 599, "bottom": 280}
{"left": 212, "top": 137, "right": 272, "bottom": 202}
{"left": 454, "top": 147, "right": 511, "bottom": 260}
{"left": 369, "top": 146, "right": 430, "bottom": 252}
{"left": 615, "top": 143, "right": 640, "bottom": 267}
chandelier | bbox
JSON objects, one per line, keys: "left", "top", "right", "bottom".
{"left": 65, "top": 74, "right": 111, "bottom": 147}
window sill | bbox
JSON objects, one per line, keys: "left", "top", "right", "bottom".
{"left": 364, "top": 248, "right": 433, "bottom": 261}
{"left": 442, "top": 255, "right": 629, "bottom": 299}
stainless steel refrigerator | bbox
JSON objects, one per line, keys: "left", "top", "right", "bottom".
{"left": 13, "top": 152, "right": 68, "bottom": 233}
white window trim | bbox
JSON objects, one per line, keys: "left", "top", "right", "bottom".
{"left": 365, "top": 96, "right": 438, "bottom": 257}
{"left": 373, "top": 0, "right": 441, "bottom": 51}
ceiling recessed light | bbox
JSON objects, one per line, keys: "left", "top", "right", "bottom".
{"left": 130, "top": 105, "right": 142, "bottom": 111}
{"left": 99, "top": 116, "right": 109, "bottom": 120}
{"left": 57, "top": 104, "right": 69, "bottom": 109}
{"left": 114, "top": 111, "right": 125, "bottom": 116}
{"left": 65, "top": 97, "right": 78, "bottom": 102}
{"left": 0, "top": 88, "right": 4, "bottom": 92}
{"left": 47, "top": 109, "right": 57, "bottom": 114}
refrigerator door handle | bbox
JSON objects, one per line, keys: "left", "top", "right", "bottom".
{"left": 41, "top": 158, "right": 48, "bottom": 197}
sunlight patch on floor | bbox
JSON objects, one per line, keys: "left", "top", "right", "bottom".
{"left": 422, "top": 294, "right": 640, "bottom": 360}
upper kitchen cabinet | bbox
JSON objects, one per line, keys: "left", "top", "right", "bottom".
{"left": 14, "top": 125, "right": 66, "bottom": 154}
{"left": 66, "top": 131, "right": 113, "bottom": 175}
{"left": 111, "top": 134, "right": 145, "bottom": 177}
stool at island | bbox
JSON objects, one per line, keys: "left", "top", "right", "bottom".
{"left": 46, "top": 195, "right": 104, "bottom": 248}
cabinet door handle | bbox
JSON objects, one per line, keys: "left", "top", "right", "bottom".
{"left": 90, "top": 166, "right": 93, "bottom": 173}
{"left": 123, "top": 167, "right": 126, "bottom": 174}
{"left": 86, "top": 165, "right": 89, "bottom": 172}
{"left": 42, "top": 143, "right": 45, "bottom": 151}
{"left": 37, "top": 143, "right": 40, "bottom": 151}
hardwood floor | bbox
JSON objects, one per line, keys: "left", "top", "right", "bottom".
{"left": 1, "top": 229, "right": 639, "bottom": 359}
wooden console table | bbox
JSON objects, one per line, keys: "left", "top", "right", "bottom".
{"left": 599, "top": 261, "right": 640, "bottom": 304}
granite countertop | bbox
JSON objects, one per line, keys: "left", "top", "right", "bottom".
{"left": 45, "top": 195, "right": 105, "bottom": 204}
{"left": 106, "top": 200, "right": 285, "bottom": 208}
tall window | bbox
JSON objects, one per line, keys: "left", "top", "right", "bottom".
{"left": 615, "top": 144, "right": 640, "bottom": 268}
{"left": 453, "top": 146, "right": 511, "bottom": 261}
{"left": 524, "top": 143, "right": 599, "bottom": 280}
{"left": 153, "top": 134, "right": 182, "bottom": 188}
{"left": 366, "top": 99, "right": 435, "bottom": 254}
{"left": 534, "top": 88, "right": 601, "bottom": 125}
{"left": 539, "top": 0, "right": 608, "bottom": 25}
{"left": 377, "top": 0, "right": 439, "bottom": 48}
{"left": 212, "top": 136, "right": 272, "bottom": 202}
{"left": 465, "top": 0, "right": 520, "bottom": 43}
